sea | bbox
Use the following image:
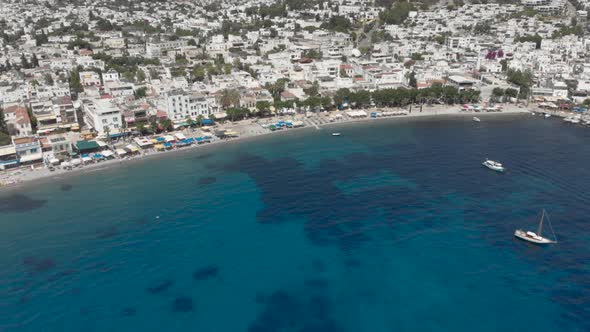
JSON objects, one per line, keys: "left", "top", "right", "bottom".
{"left": 0, "top": 114, "right": 588, "bottom": 332}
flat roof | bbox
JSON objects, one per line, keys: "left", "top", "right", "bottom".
{"left": 448, "top": 75, "right": 475, "bottom": 84}
{"left": 0, "top": 145, "right": 16, "bottom": 156}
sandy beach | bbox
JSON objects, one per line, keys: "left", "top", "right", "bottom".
{"left": 0, "top": 104, "right": 530, "bottom": 190}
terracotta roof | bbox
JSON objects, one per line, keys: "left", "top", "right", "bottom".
{"left": 3, "top": 106, "right": 31, "bottom": 126}
{"left": 156, "top": 110, "right": 168, "bottom": 119}
{"left": 13, "top": 136, "right": 37, "bottom": 145}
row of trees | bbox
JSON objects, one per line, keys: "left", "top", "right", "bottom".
{"left": 333, "top": 85, "right": 481, "bottom": 109}
{"left": 491, "top": 87, "right": 519, "bottom": 102}
{"left": 214, "top": 84, "right": 481, "bottom": 122}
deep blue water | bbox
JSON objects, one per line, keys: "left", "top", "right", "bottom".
{"left": 0, "top": 114, "right": 588, "bottom": 332}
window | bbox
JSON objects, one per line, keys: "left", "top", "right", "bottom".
{"left": 102, "top": 119, "right": 108, "bottom": 124}
{"left": 113, "top": 117, "right": 118, "bottom": 122}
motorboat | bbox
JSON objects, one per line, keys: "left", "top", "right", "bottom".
{"left": 514, "top": 209, "right": 557, "bottom": 244}
{"left": 332, "top": 133, "right": 341, "bottom": 136}
{"left": 473, "top": 117, "right": 481, "bottom": 122}
{"left": 482, "top": 159, "right": 505, "bottom": 172}
{"left": 544, "top": 114, "right": 551, "bottom": 118}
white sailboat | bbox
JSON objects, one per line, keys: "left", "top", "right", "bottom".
{"left": 473, "top": 117, "right": 481, "bottom": 122}
{"left": 514, "top": 209, "right": 557, "bottom": 244}
{"left": 482, "top": 159, "right": 505, "bottom": 172}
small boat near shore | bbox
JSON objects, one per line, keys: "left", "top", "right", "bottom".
{"left": 544, "top": 114, "right": 551, "bottom": 118}
{"left": 332, "top": 133, "right": 341, "bottom": 136}
{"left": 514, "top": 209, "right": 557, "bottom": 244}
{"left": 473, "top": 117, "right": 481, "bottom": 122}
{"left": 482, "top": 159, "right": 505, "bottom": 172}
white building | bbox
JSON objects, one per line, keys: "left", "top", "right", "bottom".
{"left": 79, "top": 71, "right": 101, "bottom": 86}
{"left": 83, "top": 99, "right": 122, "bottom": 134}
{"left": 146, "top": 39, "right": 188, "bottom": 58}
{"left": 102, "top": 70, "right": 120, "bottom": 82}
{"left": 165, "top": 90, "right": 219, "bottom": 121}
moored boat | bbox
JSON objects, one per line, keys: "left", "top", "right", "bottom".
{"left": 332, "top": 132, "right": 341, "bottom": 136}
{"left": 514, "top": 209, "right": 557, "bottom": 244}
{"left": 473, "top": 117, "right": 481, "bottom": 122}
{"left": 482, "top": 159, "right": 505, "bottom": 172}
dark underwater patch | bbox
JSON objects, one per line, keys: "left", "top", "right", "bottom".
{"left": 198, "top": 176, "right": 217, "bottom": 185}
{"left": 0, "top": 194, "right": 47, "bottom": 213}
{"left": 224, "top": 153, "right": 377, "bottom": 249}
{"left": 146, "top": 279, "right": 173, "bottom": 294}
{"left": 248, "top": 289, "right": 341, "bottom": 332}
{"left": 60, "top": 184, "right": 73, "bottom": 191}
{"left": 311, "top": 259, "right": 325, "bottom": 273}
{"left": 23, "top": 256, "right": 56, "bottom": 274}
{"left": 194, "top": 153, "right": 212, "bottom": 160}
{"left": 192, "top": 265, "right": 219, "bottom": 280}
{"left": 96, "top": 226, "right": 118, "bottom": 239}
{"left": 304, "top": 278, "right": 328, "bottom": 289}
{"left": 172, "top": 296, "right": 193, "bottom": 313}
{"left": 344, "top": 258, "right": 361, "bottom": 268}
{"left": 121, "top": 307, "right": 137, "bottom": 316}
{"left": 46, "top": 269, "right": 77, "bottom": 282}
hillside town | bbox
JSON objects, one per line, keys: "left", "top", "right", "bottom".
{"left": 1, "top": 0, "right": 590, "bottom": 180}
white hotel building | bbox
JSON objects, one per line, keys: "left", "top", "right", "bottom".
{"left": 83, "top": 99, "right": 123, "bottom": 135}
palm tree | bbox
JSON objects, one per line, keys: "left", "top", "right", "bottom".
{"left": 104, "top": 126, "right": 111, "bottom": 145}
{"left": 219, "top": 89, "right": 240, "bottom": 109}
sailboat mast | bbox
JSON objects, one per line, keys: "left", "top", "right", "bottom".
{"left": 537, "top": 209, "right": 545, "bottom": 236}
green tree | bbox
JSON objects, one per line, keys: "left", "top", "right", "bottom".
{"left": 408, "top": 71, "right": 417, "bottom": 88}
{"left": 379, "top": 1, "right": 413, "bottom": 25}
{"left": 491, "top": 87, "right": 504, "bottom": 102}
{"left": 136, "top": 69, "right": 146, "bottom": 82}
{"left": 69, "top": 68, "right": 84, "bottom": 94}
{"left": 134, "top": 87, "right": 147, "bottom": 99}
{"left": 0, "top": 108, "right": 7, "bottom": 134}
{"left": 517, "top": 34, "right": 542, "bottom": 49}
{"left": 159, "top": 118, "right": 173, "bottom": 132}
{"left": 137, "top": 123, "right": 151, "bottom": 135}
{"left": 304, "top": 81, "right": 320, "bottom": 97}
{"left": 226, "top": 107, "right": 250, "bottom": 121}
{"left": 265, "top": 78, "right": 289, "bottom": 99}
{"left": 319, "top": 16, "right": 352, "bottom": 33}
{"left": 31, "top": 53, "right": 39, "bottom": 67}
{"left": 473, "top": 21, "right": 491, "bottom": 35}
{"left": 223, "top": 63, "right": 232, "bottom": 75}
{"left": 255, "top": 100, "right": 272, "bottom": 116}
{"left": 192, "top": 65, "right": 205, "bottom": 82}
{"left": 507, "top": 69, "right": 534, "bottom": 99}
{"left": 333, "top": 88, "right": 352, "bottom": 107}
{"left": 500, "top": 59, "right": 508, "bottom": 72}
{"left": 27, "top": 106, "right": 38, "bottom": 133}
{"left": 20, "top": 53, "right": 30, "bottom": 69}
{"left": 505, "top": 88, "right": 519, "bottom": 99}
{"left": 219, "top": 89, "right": 240, "bottom": 109}
{"left": 44, "top": 73, "right": 54, "bottom": 85}
{"left": 186, "top": 117, "right": 196, "bottom": 127}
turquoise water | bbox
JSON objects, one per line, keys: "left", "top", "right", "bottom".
{"left": 0, "top": 114, "right": 588, "bottom": 331}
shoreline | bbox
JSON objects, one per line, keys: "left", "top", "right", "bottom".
{"left": 0, "top": 106, "right": 530, "bottom": 192}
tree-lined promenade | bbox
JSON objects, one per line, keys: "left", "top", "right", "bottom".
{"left": 221, "top": 84, "right": 482, "bottom": 121}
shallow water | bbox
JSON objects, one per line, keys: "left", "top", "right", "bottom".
{"left": 0, "top": 114, "right": 588, "bottom": 331}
